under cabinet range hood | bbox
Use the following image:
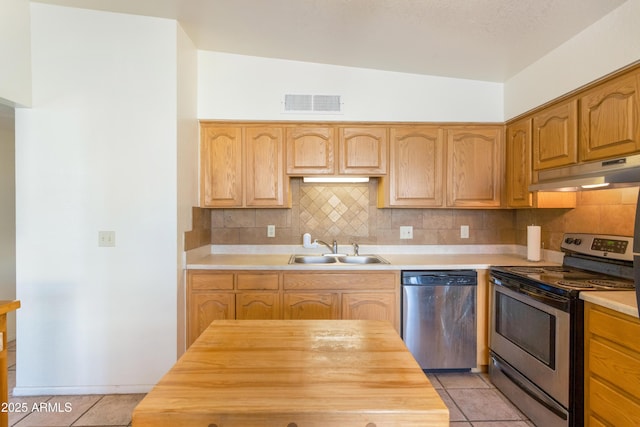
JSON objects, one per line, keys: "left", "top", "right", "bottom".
{"left": 529, "top": 154, "right": 640, "bottom": 192}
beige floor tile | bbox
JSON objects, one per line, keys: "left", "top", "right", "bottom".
{"left": 71, "top": 394, "right": 145, "bottom": 426}
{"left": 436, "top": 372, "right": 491, "bottom": 389}
{"left": 426, "top": 373, "right": 443, "bottom": 389}
{"left": 7, "top": 370, "right": 15, "bottom": 397}
{"left": 450, "top": 422, "right": 472, "bottom": 426}
{"left": 8, "top": 396, "right": 53, "bottom": 426}
{"left": 471, "top": 422, "right": 533, "bottom": 426}
{"left": 436, "top": 389, "right": 466, "bottom": 422}
{"left": 8, "top": 350, "right": 16, "bottom": 370}
{"left": 447, "top": 388, "right": 524, "bottom": 422}
{"left": 13, "top": 395, "right": 101, "bottom": 427}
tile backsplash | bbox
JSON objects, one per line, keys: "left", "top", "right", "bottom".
{"left": 184, "top": 180, "right": 639, "bottom": 253}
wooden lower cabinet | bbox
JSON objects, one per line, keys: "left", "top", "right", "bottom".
{"left": 188, "top": 292, "right": 235, "bottom": 346}
{"left": 283, "top": 292, "right": 340, "bottom": 320}
{"left": 283, "top": 271, "right": 399, "bottom": 331}
{"left": 187, "top": 269, "right": 401, "bottom": 347}
{"left": 342, "top": 292, "right": 396, "bottom": 324}
{"left": 236, "top": 292, "right": 281, "bottom": 320}
{"left": 584, "top": 302, "right": 640, "bottom": 426}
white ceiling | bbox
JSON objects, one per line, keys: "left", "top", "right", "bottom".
{"left": 33, "top": 0, "right": 627, "bottom": 82}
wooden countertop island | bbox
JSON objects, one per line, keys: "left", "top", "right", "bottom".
{"left": 133, "top": 320, "right": 448, "bottom": 427}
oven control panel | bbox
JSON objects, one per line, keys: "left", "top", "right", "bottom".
{"left": 561, "top": 233, "right": 633, "bottom": 261}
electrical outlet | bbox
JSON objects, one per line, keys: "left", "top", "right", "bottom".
{"left": 460, "top": 225, "right": 469, "bottom": 239}
{"left": 98, "top": 231, "right": 116, "bottom": 247}
{"left": 400, "top": 226, "right": 413, "bottom": 239}
{"left": 267, "top": 225, "right": 276, "bottom": 238}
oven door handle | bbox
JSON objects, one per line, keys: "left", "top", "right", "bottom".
{"left": 490, "top": 277, "right": 569, "bottom": 311}
{"left": 491, "top": 355, "right": 568, "bottom": 420}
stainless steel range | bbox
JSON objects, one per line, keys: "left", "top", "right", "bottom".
{"left": 489, "top": 233, "right": 635, "bottom": 427}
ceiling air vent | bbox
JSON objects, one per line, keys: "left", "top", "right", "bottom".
{"left": 283, "top": 94, "right": 342, "bottom": 114}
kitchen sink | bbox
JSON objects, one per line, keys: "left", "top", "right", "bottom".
{"left": 289, "top": 255, "right": 338, "bottom": 264}
{"left": 336, "top": 255, "right": 387, "bottom": 264}
{"left": 288, "top": 254, "right": 388, "bottom": 265}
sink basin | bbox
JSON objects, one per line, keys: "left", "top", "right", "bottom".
{"left": 289, "top": 255, "right": 338, "bottom": 264}
{"left": 337, "top": 255, "right": 386, "bottom": 264}
{"left": 288, "top": 254, "right": 388, "bottom": 265}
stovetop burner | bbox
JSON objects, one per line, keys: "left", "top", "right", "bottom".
{"left": 586, "top": 279, "right": 635, "bottom": 289}
{"left": 507, "top": 266, "right": 570, "bottom": 275}
{"left": 494, "top": 264, "right": 635, "bottom": 294}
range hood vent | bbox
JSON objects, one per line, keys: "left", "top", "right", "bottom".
{"left": 283, "top": 94, "right": 342, "bottom": 114}
{"left": 529, "top": 154, "right": 640, "bottom": 192}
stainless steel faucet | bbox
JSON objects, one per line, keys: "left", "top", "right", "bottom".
{"left": 316, "top": 239, "right": 338, "bottom": 254}
{"left": 352, "top": 243, "right": 359, "bottom": 256}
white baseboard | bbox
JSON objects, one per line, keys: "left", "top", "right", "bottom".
{"left": 12, "top": 384, "right": 153, "bottom": 396}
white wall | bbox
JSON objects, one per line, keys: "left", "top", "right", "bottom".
{"left": 0, "top": 0, "right": 31, "bottom": 107}
{"left": 505, "top": 0, "right": 640, "bottom": 119}
{"left": 0, "top": 105, "right": 16, "bottom": 341}
{"left": 14, "top": 4, "right": 187, "bottom": 395}
{"left": 176, "top": 24, "right": 199, "bottom": 356}
{"left": 198, "top": 51, "right": 504, "bottom": 122}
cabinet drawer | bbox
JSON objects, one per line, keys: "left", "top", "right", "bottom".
{"left": 237, "top": 273, "right": 280, "bottom": 290}
{"left": 588, "top": 306, "right": 640, "bottom": 354}
{"left": 284, "top": 272, "right": 398, "bottom": 290}
{"left": 589, "top": 338, "right": 640, "bottom": 398}
{"left": 588, "top": 376, "right": 640, "bottom": 426}
{"left": 188, "top": 271, "right": 234, "bottom": 290}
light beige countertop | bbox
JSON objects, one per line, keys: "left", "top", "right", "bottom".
{"left": 186, "top": 252, "right": 559, "bottom": 271}
{"left": 580, "top": 291, "right": 639, "bottom": 317}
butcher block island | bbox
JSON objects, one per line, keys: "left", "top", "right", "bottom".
{"left": 132, "top": 320, "right": 448, "bottom": 427}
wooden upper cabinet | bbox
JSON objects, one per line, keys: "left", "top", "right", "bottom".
{"left": 338, "top": 127, "right": 387, "bottom": 175}
{"left": 532, "top": 100, "right": 578, "bottom": 170}
{"left": 200, "top": 123, "right": 289, "bottom": 208}
{"left": 200, "top": 124, "right": 243, "bottom": 207}
{"left": 286, "top": 126, "right": 335, "bottom": 175}
{"left": 382, "top": 126, "right": 444, "bottom": 207}
{"left": 505, "top": 118, "right": 576, "bottom": 209}
{"left": 245, "top": 127, "right": 288, "bottom": 207}
{"left": 506, "top": 119, "right": 533, "bottom": 207}
{"left": 580, "top": 72, "right": 640, "bottom": 162}
{"left": 446, "top": 127, "right": 503, "bottom": 207}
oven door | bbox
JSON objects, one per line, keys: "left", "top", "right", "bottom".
{"left": 489, "top": 277, "right": 570, "bottom": 408}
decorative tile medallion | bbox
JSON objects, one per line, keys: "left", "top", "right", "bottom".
{"left": 300, "top": 183, "right": 369, "bottom": 237}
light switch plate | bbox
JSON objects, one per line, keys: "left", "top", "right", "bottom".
{"left": 267, "top": 225, "right": 276, "bottom": 238}
{"left": 461, "top": 225, "right": 469, "bottom": 239}
{"left": 400, "top": 226, "right": 413, "bottom": 239}
{"left": 98, "top": 231, "right": 116, "bottom": 247}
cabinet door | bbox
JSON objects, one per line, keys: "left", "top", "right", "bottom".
{"left": 236, "top": 292, "right": 281, "bottom": 320}
{"left": 286, "top": 126, "right": 335, "bottom": 175}
{"left": 200, "top": 125, "right": 243, "bottom": 207}
{"left": 338, "top": 127, "right": 387, "bottom": 175}
{"left": 383, "top": 127, "right": 444, "bottom": 207}
{"left": 342, "top": 292, "right": 397, "bottom": 332}
{"left": 188, "top": 293, "right": 235, "bottom": 347}
{"left": 245, "top": 126, "right": 288, "bottom": 207}
{"left": 585, "top": 303, "right": 640, "bottom": 426}
{"left": 446, "top": 127, "right": 503, "bottom": 207}
{"left": 506, "top": 119, "right": 533, "bottom": 207}
{"left": 580, "top": 72, "right": 640, "bottom": 162}
{"left": 283, "top": 293, "right": 340, "bottom": 320}
{"left": 532, "top": 100, "right": 578, "bottom": 170}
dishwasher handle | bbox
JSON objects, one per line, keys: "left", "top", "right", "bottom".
{"left": 401, "top": 270, "right": 477, "bottom": 286}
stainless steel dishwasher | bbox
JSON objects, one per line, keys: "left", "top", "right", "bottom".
{"left": 401, "top": 270, "right": 477, "bottom": 371}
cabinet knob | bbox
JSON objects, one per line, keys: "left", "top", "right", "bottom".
{"left": 287, "top": 423, "right": 298, "bottom": 427}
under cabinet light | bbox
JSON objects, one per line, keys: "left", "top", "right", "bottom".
{"left": 303, "top": 177, "right": 370, "bottom": 183}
